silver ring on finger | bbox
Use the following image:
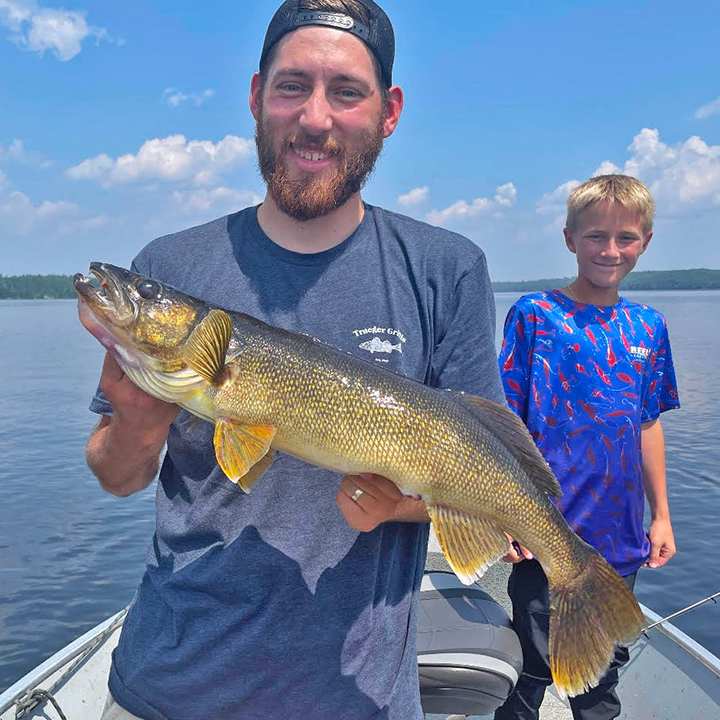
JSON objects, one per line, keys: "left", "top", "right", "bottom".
{"left": 350, "top": 487, "right": 364, "bottom": 503}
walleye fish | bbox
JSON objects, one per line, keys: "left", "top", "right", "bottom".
{"left": 74, "top": 262, "right": 644, "bottom": 697}
{"left": 359, "top": 337, "right": 403, "bottom": 354}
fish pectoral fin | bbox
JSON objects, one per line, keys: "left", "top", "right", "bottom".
{"left": 213, "top": 419, "right": 276, "bottom": 491}
{"left": 428, "top": 504, "right": 508, "bottom": 585}
{"left": 184, "top": 309, "right": 233, "bottom": 386}
{"left": 453, "top": 394, "right": 562, "bottom": 499}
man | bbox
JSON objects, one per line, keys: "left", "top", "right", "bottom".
{"left": 88, "top": 2, "right": 505, "bottom": 718}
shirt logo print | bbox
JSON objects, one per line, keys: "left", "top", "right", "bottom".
{"left": 353, "top": 325, "right": 406, "bottom": 363}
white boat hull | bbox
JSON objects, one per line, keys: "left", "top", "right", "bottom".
{"left": 2, "top": 599, "right": 719, "bottom": 720}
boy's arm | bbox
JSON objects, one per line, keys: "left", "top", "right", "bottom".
{"left": 641, "top": 418, "right": 676, "bottom": 569}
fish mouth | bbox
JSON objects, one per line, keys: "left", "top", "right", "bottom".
{"left": 73, "top": 262, "right": 135, "bottom": 326}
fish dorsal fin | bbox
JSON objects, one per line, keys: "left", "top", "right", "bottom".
{"left": 427, "top": 504, "right": 509, "bottom": 585}
{"left": 214, "top": 419, "right": 276, "bottom": 492}
{"left": 453, "top": 393, "right": 562, "bottom": 499}
{"left": 184, "top": 309, "right": 232, "bottom": 386}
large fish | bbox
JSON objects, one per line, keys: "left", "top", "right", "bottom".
{"left": 74, "top": 262, "right": 644, "bottom": 697}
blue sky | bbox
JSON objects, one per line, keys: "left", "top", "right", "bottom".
{"left": 1, "top": 0, "right": 719, "bottom": 280}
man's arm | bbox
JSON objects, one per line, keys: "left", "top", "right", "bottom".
{"left": 640, "top": 417, "right": 675, "bottom": 568}
{"left": 86, "top": 353, "right": 179, "bottom": 497}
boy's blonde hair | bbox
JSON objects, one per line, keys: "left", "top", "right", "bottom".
{"left": 566, "top": 175, "right": 655, "bottom": 235}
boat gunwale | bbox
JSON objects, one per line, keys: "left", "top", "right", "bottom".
{"left": 640, "top": 602, "right": 720, "bottom": 679}
{"left": 0, "top": 608, "right": 127, "bottom": 716}
{"left": 2, "top": 602, "right": 719, "bottom": 717}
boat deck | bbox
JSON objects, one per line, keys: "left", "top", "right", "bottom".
{"left": 2, "top": 534, "right": 718, "bottom": 720}
{"left": 426, "top": 533, "right": 572, "bottom": 720}
{"left": 427, "top": 530, "right": 720, "bottom": 720}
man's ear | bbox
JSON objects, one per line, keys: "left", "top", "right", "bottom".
{"left": 250, "top": 72, "right": 262, "bottom": 121}
{"left": 382, "top": 86, "right": 403, "bottom": 139}
{"left": 563, "top": 227, "right": 577, "bottom": 254}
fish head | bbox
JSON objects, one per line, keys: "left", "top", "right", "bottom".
{"left": 74, "top": 262, "right": 203, "bottom": 372}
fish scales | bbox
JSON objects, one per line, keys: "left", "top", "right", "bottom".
{"left": 74, "top": 262, "right": 646, "bottom": 698}
{"left": 211, "top": 315, "right": 586, "bottom": 589}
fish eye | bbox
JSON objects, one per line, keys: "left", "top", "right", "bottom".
{"left": 136, "top": 279, "right": 161, "bottom": 300}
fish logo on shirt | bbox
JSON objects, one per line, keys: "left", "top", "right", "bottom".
{"left": 359, "top": 337, "right": 403, "bottom": 354}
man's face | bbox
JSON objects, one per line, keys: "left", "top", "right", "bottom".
{"left": 564, "top": 201, "right": 652, "bottom": 290}
{"left": 251, "top": 26, "right": 393, "bottom": 221}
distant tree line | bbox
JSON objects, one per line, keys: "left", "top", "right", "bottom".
{"left": 2, "top": 268, "right": 720, "bottom": 299}
{"left": 492, "top": 268, "right": 720, "bottom": 292}
{"left": 0, "top": 274, "right": 75, "bottom": 299}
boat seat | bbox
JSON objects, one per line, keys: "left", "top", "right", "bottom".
{"left": 418, "top": 572, "right": 523, "bottom": 716}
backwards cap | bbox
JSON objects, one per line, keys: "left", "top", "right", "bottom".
{"left": 259, "top": 0, "right": 395, "bottom": 87}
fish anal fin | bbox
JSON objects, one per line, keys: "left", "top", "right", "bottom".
{"left": 428, "top": 504, "right": 508, "bottom": 585}
{"left": 454, "top": 393, "right": 562, "bottom": 499}
{"left": 184, "top": 309, "right": 233, "bottom": 386}
{"left": 214, "top": 419, "right": 276, "bottom": 491}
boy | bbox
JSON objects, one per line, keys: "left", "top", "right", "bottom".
{"left": 494, "top": 175, "right": 680, "bottom": 720}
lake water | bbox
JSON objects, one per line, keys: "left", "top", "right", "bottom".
{"left": 1, "top": 292, "right": 719, "bottom": 694}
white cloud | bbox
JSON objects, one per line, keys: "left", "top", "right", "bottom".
{"left": 694, "top": 94, "right": 720, "bottom": 120}
{"left": 534, "top": 179, "right": 580, "bottom": 233}
{"left": 426, "top": 182, "right": 516, "bottom": 225}
{"left": 0, "top": 168, "right": 7, "bottom": 191}
{"left": 163, "top": 87, "right": 216, "bottom": 108}
{"left": 593, "top": 160, "right": 621, "bottom": 176}
{"left": 0, "top": 138, "right": 52, "bottom": 167}
{"left": 0, "top": 0, "right": 118, "bottom": 61}
{"left": 617, "top": 128, "right": 720, "bottom": 208}
{"left": 8, "top": 138, "right": 24, "bottom": 158}
{"left": 537, "top": 128, "right": 720, "bottom": 230}
{"left": 536, "top": 180, "right": 580, "bottom": 216}
{"left": 66, "top": 134, "right": 255, "bottom": 188}
{"left": 397, "top": 185, "right": 428, "bottom": 206}
{"left": 169, "top": 187, "right": 262, "bottom": 215}
{"left": 0, "top": 188, "right": 106, "bottom": 236}
{"left": 0, "top": 0, "right": 31, "bottom": 30}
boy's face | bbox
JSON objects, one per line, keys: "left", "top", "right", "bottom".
{"left": 564, "top": 201, "right": 652, "bottom": 291}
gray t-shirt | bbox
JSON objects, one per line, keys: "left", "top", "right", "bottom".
{"left": 92, "top": 204, "right": 504, "bottom": 720}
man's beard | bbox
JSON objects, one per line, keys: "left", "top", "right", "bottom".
{"left": 255, "top": 110, "right": 385, "bottom": 222}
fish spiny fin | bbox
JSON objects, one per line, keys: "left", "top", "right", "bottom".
{"left": 184, "top": 309, "right": 233, "bottom": 386}
{"left": 454, "top": 394, "right": 562, "bottom": 499}
{"left": 427, "top": 504, "right": 508, "bottom": 585}
{"left": 214, "top": 420, "right": 276, "bottom": 491}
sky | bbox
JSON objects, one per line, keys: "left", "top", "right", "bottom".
{"left": 1, "top": 0, "right": 719, "bottom": 281}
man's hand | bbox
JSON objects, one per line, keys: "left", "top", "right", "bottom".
{"left": 100, "top": 353, "right": 179, "bottom": 430}
{"left": 86, "top": 353, "right": 180, "bottom": 497}
{"left": 336, "top": 473, "right": 404, "bottom": 532}
{"left": 501, "top": 533, "right": 534, "bottom": 563}
{"left": 644, "top": 517, "right": 676, "bottom": 569}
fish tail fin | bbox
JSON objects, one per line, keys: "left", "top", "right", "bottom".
{"left": 548, "top": 551, "right": 644, "bottom": 698}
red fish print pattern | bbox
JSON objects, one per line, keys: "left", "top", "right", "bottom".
{"left": 497, "top": 290, "right": 680, "bottom": 576}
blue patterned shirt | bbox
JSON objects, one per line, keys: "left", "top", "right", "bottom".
{"left": 498, "top": 290, "right": 680, "bottom": 575}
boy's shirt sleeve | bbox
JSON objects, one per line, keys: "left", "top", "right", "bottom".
{"left": 498, "top": 302, "right": 533, "bottom": 422}
{"left": 641, "top": 318, "right": 680, "bottom": 422}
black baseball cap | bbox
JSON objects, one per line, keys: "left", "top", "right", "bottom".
{"left": 259, "top": 0, "right": 395, "bottom": 88}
